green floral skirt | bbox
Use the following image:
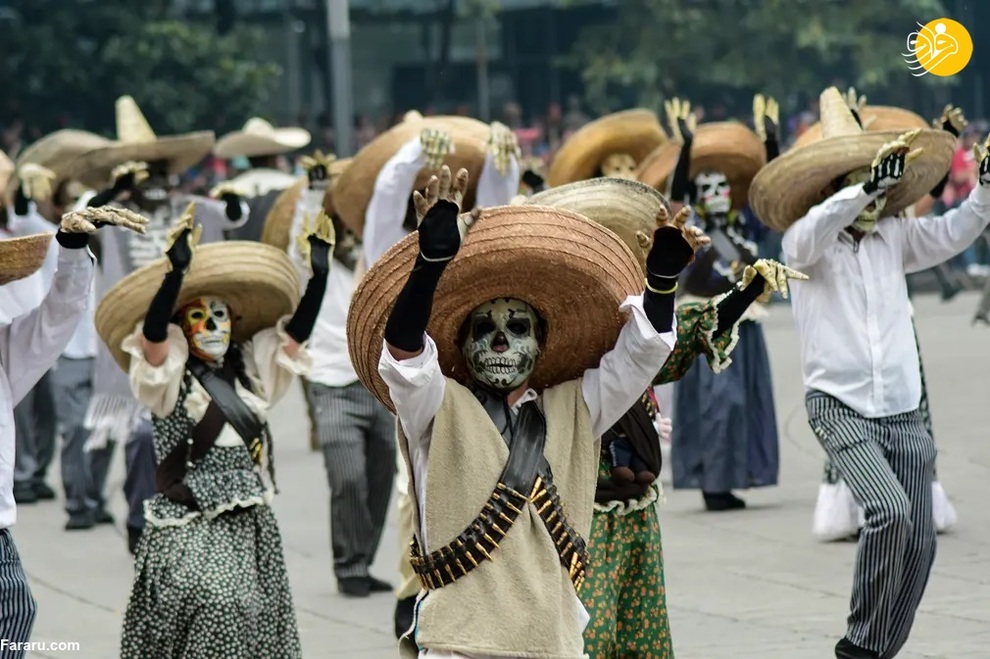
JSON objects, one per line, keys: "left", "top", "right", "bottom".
{"left": 581, "top": 502, "right": 673, "bottom": 658}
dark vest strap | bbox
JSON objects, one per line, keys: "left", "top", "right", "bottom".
{"left": 187, "top": 356, "right": 265, "bottom": 463}
{"left": 155, "top": 395, "right": 228, "bottom": 509}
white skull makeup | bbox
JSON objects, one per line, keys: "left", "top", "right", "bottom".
{"left": 600, "top": 153, "right": 638, "bottom": 180}
{"left": 178, "top": 296, "right": 232, "bottom": 362}
{"left": 694, "top": 171, "right": 731, "bottom": 214}
{"left": 843, "top": 167, "right": 887, "bottom": 233}
{"left": 461, "top": 298, "right": 541, "bottom": 392}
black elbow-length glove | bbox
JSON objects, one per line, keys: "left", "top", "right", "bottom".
{"left": 642, "top": 207, "right": 706, "bottom": 334}
{"left": 285, "top": 215, "right": 336, "bottom": 344}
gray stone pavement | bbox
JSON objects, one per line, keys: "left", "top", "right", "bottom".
{"left": 11, "top": 291, "right": 990, "bottom": 658}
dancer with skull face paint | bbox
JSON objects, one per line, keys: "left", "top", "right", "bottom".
{"left": 93, "top": 204, "right": 334, "bottom": 658}
{"left": 750, "top": 85, "right": 990, "bottom": 659}
{"left": 346, "top": 163, "right": 707, "bottom": 658}
{"left": 637, "top": 95, "right": 776, "bottom": 511}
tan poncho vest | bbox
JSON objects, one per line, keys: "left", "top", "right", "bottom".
{"left": 398, "top": 376, "right": 597, "bottom": 658}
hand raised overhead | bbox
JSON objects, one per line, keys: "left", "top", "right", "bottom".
{"left": 412, "top": 165, "right": 475, "bottom": 262}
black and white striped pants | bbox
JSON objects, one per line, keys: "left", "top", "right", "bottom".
{"left": 807, "top": 391, "right": 936, "bottom": 659}
{"left": 307, "top": 380, "right": 397, "bottom": 580}
{"left": 0, "top": 529, "right": 37, "bottom": 657}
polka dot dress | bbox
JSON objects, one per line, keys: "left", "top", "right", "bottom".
{"left": 120, "top": 372, "right": 302, "bottom": 658}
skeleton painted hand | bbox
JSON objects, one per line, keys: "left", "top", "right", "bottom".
{"left": 413, "top": 165, "right": 474, "bottom": 262}
{"left": 862, "top": 129, "right": 924, "bottom": 194}
{"left": 752, "top": 94, "right": 779, "bottom": 142}
{"left": 975, "top": 134, "right": 990, "bottom": 187}
{"left": 487, "top": 121, "right": 520, "bottom": 175}
{"left": 297, "top": 210, "right": 336, "bottom": 276}
{"left": 110, "top": 161, "right": 150, "bottom": 191}
{"left": 933, "top": 104, "right": 967, "bottom": 137}
{"left": 843, "top": 87, "right": 867, "bottom": 127}
{"left": 740, "top": 259, "right": 808, "bottom": 303}
{"left": 300, "top": 150, "right": 338, "bottom": 190}
{"left": 164, "top": 203, "right": 202, "bottom": 273}
{"left": 60, "top": 206, "right": 149, "bottom": 235}
{"left": 17, "top": 163, "right": 56, "bottom": 202}
{"left": 664, "top": 98, "right": 696, "bottom": 143}
{"left": 644, "top": 206, "right": 710, "bottom": 279}
{"left": 420, "top": 127, "right": 454, "bottom": 170}
{"left": 657, "top": 416, "right": 673, "bottom": 443}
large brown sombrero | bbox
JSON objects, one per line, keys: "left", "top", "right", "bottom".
{"left": 547, "top": 110, "right": 666, "bottom": 187}
{"left": 332, "top": 115, "right": 489, "bottom": 236}
{"left": 64, "top": 96, "right": 215, "bottom": 189}
{"left": 260, "top": 158, "right": 351, "bottom": 251}
{"left": 214, "top": 118, "right": 312, "bottom": 159}
{"left": 749, "top": 87, "right": 956, "bottom": 233}
{"left": 96, "top": 241, "right": 300, "bottom": 371}
{"left": 635, "top": 122, "right": 766, "bottom": 208}
{"left": 347, "top": 205, "right": 643, "bottom": 412}
{"left": 3, "top": 130, "right": 112, "bottom": 205}
{"left": 0, "top": 233, "right": 53, "bottom": 286}
{"left": 528, "top": 178, "right": 669, "bottom": 274}
{"left": 791, "top": 106, "right": 929, "bottom": 150}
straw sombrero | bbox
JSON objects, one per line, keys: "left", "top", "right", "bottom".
{"left": 528, "top": 178, "right": 668, "bottom": 274}
{"left": 0, "top": 150, "right": 12, "bottom": 193}
{"left": 64, "top": 96, "right": 215, "bottom": 189}
{"left": 214, "top": 118, "right": 312, "bottom": 159}
{"left": 227, "top": 168, "right": 299, "bottom": 198}
{"left": 749, "top": 87, "right": 956, "bottom": 233}
{"left": 547, "top": 110, "right": 667, "bottom": 187}
{"left": 347, "top": 205, "right": 643, "bottom": 412}
{"left": 4, "top": 130, "right": 111, "bottom": 205}
{"left": 0, "top": 233, "right": 53, "bottom": 286}
{"left": 260, "top": 158, "right": 351, "bottom": 250}
{"left": 95, "top": 241, "right": 300, "bottom": 371}
{"left": 332, "top": 116, "right": 489, "bottom": 236}
{"left": 792, "top": 106, "right": 929, "bottom": 150}
{"left": 635, "top": 122, "right": 766, "bottom": 208}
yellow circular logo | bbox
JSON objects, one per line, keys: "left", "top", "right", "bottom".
{"left": 904, "top": 18, "right": 973, "bottom": 77}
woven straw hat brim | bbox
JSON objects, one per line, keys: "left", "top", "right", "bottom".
{"left": 214, "top": 127, "right": 312, "bottom": 159}
{"left": 4, "top": 130, "right": 112, "bottom": 203}
{"left": 0, "top": 233, "right": 53, "bottom": 286}
{"left": 347, "top": 205, "right": 643, "bottom": 413}
{"left": 635, "top": 122, "right": 766, "bottom": 208}
{"left": 261, "top": 159, "right": 351, "bottom": 250}
{"left": 529, "top": 177, "right": 669, "bottom": 275}
{"left": 95, "top": 242, "right": 300, "bottom": 372}
{"left": 749, "top": 129, "right": 956, "bottom": 233}
{"left": 64, "top": 131, "right": 216, "bottom": 189}
{"left": 332, "top": 116, "right": 490, "bottom": 236}
{"left": 792, "top": 106, "right": 929, "bottom": 150}
{"left": 547, "top": 110, "right": 666, "bottom": 187}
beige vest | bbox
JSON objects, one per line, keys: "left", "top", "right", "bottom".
{"left": 398, "top": 377, "right": 596, "bottom": 658}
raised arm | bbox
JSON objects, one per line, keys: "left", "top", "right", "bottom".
{"left": 476, "top": 122, "right": 521, "bottom": 207}
{"left": 665, "top": 98, "right": 696, "bottom": 207}
{"left": 283, "top": 211, "right": 335, "bottom": 359}
{"left": 753, "top": 94, "right": 780, "bottom": 163}
{"left": 87, "top": 161, "right": 148, "bottom": 208}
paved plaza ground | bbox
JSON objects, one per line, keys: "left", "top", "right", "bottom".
{"left": 12, "top": 291, "right": 990, "bottom": 658}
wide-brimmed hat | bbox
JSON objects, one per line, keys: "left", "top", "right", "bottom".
{"left": 226, "top": 168, "right": 300, "bottom": 198}
{"left": 0, "top": 233, "right": 53, "bottom": 286}
{"left": 4, "top": 130, "right": 112, "bottom": 205}
{"left": 347, "top": 205, "right": 643, "bottom": 412}
{"left": 749, "top": 87, "right": 956, "bottom": 233}
{"left": 214, "top": 118, "right": 312, "bottom": 159}
{"left": 792, "top": 106, "right": 929, "bottom": 150}
{"left": 260, "top": 158, "right": 351, "bottom": 251}
{"left": 528, "top": 178, "right": 668, "bottom": 275}
{"left": 332, "top": 115, "right": 489, "bottom": 236}
{"left": 64, "top": 96, "right": 215, "bottom": 189}
{"left": 635, "top": 122, "right": 766, "bottom": 208}
{"left": 95, "top": 241, "right": 300, "bottom": 371}
{"left": 547, "top": 110, "right": 667, "bottom": 187}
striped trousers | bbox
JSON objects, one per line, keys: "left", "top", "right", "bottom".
{"left": 806, "top": 391, "right": 936, "bottom": 659}
{"left": 0, "top": 529, "right": 37, "bottom": 658}
{"left": 307, "top": 380, "right": 396, "bottom": 580}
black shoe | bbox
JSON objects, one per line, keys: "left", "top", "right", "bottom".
{"left": 127, "top": 525, "right": 143, "bottom": 555}
{"left": 835, "top": 637, "right": 878, "bottom": 658}
{"left": 973, "top": 312, "right": 990, "bottom": 326}
{"left": 394, "top": 595, "right": 416, "bottom": 639}
{"left": 94, "top": 508, "right": 115, "bottom": 525}
{"left": 13, "top": 484, "right": 37, "bottom": 504}
{"left": 338, "top": 577, "right": 371, "bottom": 598}
{"left": 703, "top": 491, "right": 746, "bottom": 511}
{"left": 940, "top": 281, "right": 963, "bottom": 302}
{"left": 33, "top": 483, "right": 56, "bottom": 500}
{"left": 64, "top": 511, "right": 95, "bottom": 531}
{"left": 367, "top": 575, "right": 394, "bottom": 593}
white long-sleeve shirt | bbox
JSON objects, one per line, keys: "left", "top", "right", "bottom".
{"left": 0, "top": 245, "right": 94, "bottom": 527}
{"left": 783, "top": 183, "right": 990, "bottom": 418}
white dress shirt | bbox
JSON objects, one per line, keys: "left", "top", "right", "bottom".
{"left": 378, "top": 294, "right": 674, "bottom": 659}
{"left": 288, "top": 188, "right": 359, "bottom": 387}
{"left": 783, "top": 183, "right": 990, "bottom": 418}
{"left": 0, "top": 245, "right": 94, "bottom": 527}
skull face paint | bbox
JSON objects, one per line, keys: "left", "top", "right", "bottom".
{"left": 178, "top": 296, "right": 232, "bottom": 362}
{"left": 694, "top": 171, "right": 732, "bottom": 215}
{"left": 601, "top": 153, "right": 638, "bottom": 180}
{"left": 843, "top": 167, "right": 886, "bottom": 233}
{"left": 461, "top": 298, "right": 541, "bottom": 392}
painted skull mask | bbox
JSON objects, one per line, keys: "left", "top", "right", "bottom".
{"left": 461, "top": 298, "right": 542, "bottom": 392}
{"left": 694, "top": 171, "right": 731, "bottom": 214}
{"left": 178, "top": 296, "right": 232, "bottom": 362}
{"left": 600, "top": 153, "right": 638, "bottom": 180}
{"left": 842, "top": 167, "right": 887, "bottom": 233}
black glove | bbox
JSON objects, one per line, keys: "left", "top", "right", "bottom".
{"left": 669, "top": 135, "right": 694, "bottom": 203}
{"left": 307, "top": 164, "right": 329, "bottom": 190}
{"left": 763, "top": 120, "right": 780, "bottom": 162}
{"left": 862, "top": 149, "right": 907, "bottom": 195}
{"left": 521, "top": 169, "right": 546, "bottom": 193}
{"left": 930, "top": 173, "right": 949, "bottom": 200}
{"left": 417, "top": 199, "right": 462, "bottom": 261}
{"left": 13, "top": 186, "right": 29, "bottom": 217}
{"left": 284, "top": 234, "right": 333, "bottom": 344}
{"left": 166, "top": 227, "right": 195, "bottom": 273}
{"left": 219, "top": 192, "right": 243, "bottom": 222}
{"left": 641, "top": 223, "right": 695, "bottom": 334}
{"left": 713, "top": 276, "right": 764, "bottom": 337}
